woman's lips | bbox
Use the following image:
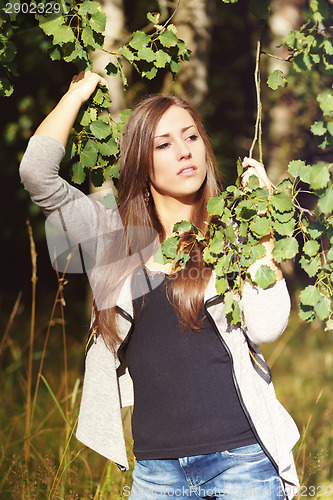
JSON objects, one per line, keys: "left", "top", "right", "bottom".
{"left": 177, "top": 166, "right": 197, "bottom": 176}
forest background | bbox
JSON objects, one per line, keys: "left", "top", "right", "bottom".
{"left": 0, "top": 0, "right": 332, "bottom": 498}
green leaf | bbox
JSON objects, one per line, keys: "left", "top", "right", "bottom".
{"left": 159, "top": 28, "right": 179, "bottom": 48}
{"left": 251, "top": 243, "right": 266, "bottom": 261}
{"left": 90, "top": 120, "right": 111, "bottom": 140}
{"left": 309, "top": 164, "right": 330, "bottom": 190}
{"left": 288, "top": 160, "right": 310, "bottom": 183}
{"left": 170, "top": 60, "right": 180, "bottom": 73}
{"left": 49, "top": 47, "right": 62, "bottom": 60}
{"left": 154, "top": 50, "right": 171, "bottom": 68}
{"left": 215, "top": 277, "right": 229, "bottom": 295}
{"left": 71, "top": 162, "right": 86, "bottom": 185}
{"left": 273, "top": 219, "right": 295, "bottom": 236}
{"left": 80, "top": 140, "right": 99, "bottom": 168}
{"left": 129, "top": 31, "right": 150, "bottom": 50}
{"left": 173, "top": 220, "right": 192, "bottom": 233}
{"left": 318, "top": 91, "right": 333, "bottom": 116}
{"left": 255, "top": 265, "right": 277, "bottom": 289}
{"left": 324, "top": 39, "right": 333, "bottom": 56}
{"left": 0, "top": 77, "right": 13, "bottom": 97}
{"left": 79, "top": 109, "right": 91, "bottom": 126}
{"left": 105, "top": 61, "right": 118, "bottom": 76}
{"left": 314, "top": 294, "right": 331, "bottom": 320}
{"left": 36, "top": 14, "right": 64, "bottom": 36}
{"left": 327, "top": 121, "right": 333, "bottom": 136}
{"left": 141, "top": 66, "right": 157, "bottom": 79}
{"left": 223, "top": 291, "right": 234, "bottom": 314}
{"left": 78, "top": 1, "right": 101, "bottom": 15}
{"left": 271, "top": 208, "right": 294, "bottom": 223}
{"left": 98, "top": 138, "right": 118, "bottom": 156}
{"left": 52, "top": 25, "right": 75, "bottom": 45}
{"left": 299, "top": 303, "right": 316, "bottom": 322}
{"left": 118, "top": 45, "right": 135, "bottom": 63}
{"left": 0, "top": 41, "right": 15, "bottom": 64}
{"left": 215, "top": 254, "right": 232, "bottom": 277}
{"left": 308, "top": 221, "right": 326, "bottom": 239}
{"left": 229, "top": 301, "right": 242, "bottom": 325}
{"left": 299, "top": 255, "right": 321, "bottom": 277}
{"left": 137, "top": 47, "right": 156, "bottom": 62}
{"left": 303, "top": 240, "right": 320, "bottom": 257}
{"left": 103, "top": 164, "right": 120, "bottom": 180}
{"left": 311, "top": 121, "right": 327, "bottom": 136}
{"left": 90, "top": 11, "right": 106, "bottom": 33}
{"left": 267, "top": 70, "right": 287, "bottom": 90}
{"left": 293, "top": 51, "right": 313, "bottom": 72}
{"left": 249, "top": 216, "right": 271, "bottom": 237}
{"left": 270, "top": 191, "right": 294, "bottom": 213}
{"left": 203, "top": 246, "right": 217, "bottom": 264}
{"left": 311, "top": 0, "right": 330, "bottom": 22}
{"left": 147, "top": 12, "right": 160, "bottom": 24}
{"left": 299, "top": 284, "right": 321, "bottom": 306}
{"left": 272, "top": 237, "right": 298, "bottom": 262}
{"left": 82, "top": 26, "right": 98, "bottom": 49}
{"left": 207, "top": 196, "right": 226, "bottom": 216}
{"left": 317, "top": 182, "right": 333, "bottom": 214}
{"left": 247, "top": 175, "right": 260, "bottom": 190}
{"left": 161, "top": 236, "right": 179, "bottom": 259}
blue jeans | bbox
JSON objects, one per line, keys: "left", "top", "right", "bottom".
{"left": 128, "top": 443, "right": 285, "bottom": 499}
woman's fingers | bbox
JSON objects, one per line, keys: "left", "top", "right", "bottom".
{"left": 241, "top": 156, "right": 273, "bottom": 194}
{"left": 68, "top": 71, "right": 109, "bottom": 103}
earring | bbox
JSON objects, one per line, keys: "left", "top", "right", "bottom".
{"left": 143, "top": 184, "right": 150, "bottom": 206}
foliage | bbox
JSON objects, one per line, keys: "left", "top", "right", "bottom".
{"left": 1, "top": 0, "right": 332, "bottom": 328}
{"left": 157, "top": 0, "right": 333, "bottom": 331}
{"left": 1, "top": 0, "right": 333, "bottom": 497}
{"left": 1, "top": 1, "right": 190, "bottom": 185}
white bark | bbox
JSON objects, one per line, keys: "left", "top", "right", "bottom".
{"left": 164, "top": 0, "right": 216, "bottom": 107}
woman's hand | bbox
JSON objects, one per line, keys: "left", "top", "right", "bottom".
{"left": 241, "top": 157, "right": 283, "bottom": 283}
{"left": 241, "top": 157, "right": 274, "bottom": 195}
{"left": 34, "top": 71, "right": 110, "bottom": 147}
{"left": 66, "top": 70, "right": 109, "bottom": 105}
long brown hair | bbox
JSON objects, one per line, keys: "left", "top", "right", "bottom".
{"left": 95, "top": 95, "right": 222, "bottom": 351}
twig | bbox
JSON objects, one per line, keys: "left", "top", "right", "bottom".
{"left": 261, "top": 50, "right": 293, "bottom": 63}
{"left": 249, "top": 25, "right": 264, "bottom": 162}
{"left": 163, "top": 0, "right": 181, "bottom": 28}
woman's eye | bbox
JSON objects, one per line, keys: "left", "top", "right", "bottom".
{"left": 187, "top": 134, "right": 198, "bottom": 141}
{"left": 156, "top": 142, "right": 169, "bottom": 150}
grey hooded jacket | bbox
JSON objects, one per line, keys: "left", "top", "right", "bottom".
{"left": 19, "top": 135, "right": 300, "bottom": 499}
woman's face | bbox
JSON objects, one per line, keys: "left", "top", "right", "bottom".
{"left": 149, "top": 105, "right": 207, "bottom": 204}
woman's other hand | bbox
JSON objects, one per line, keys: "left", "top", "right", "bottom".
{"left": 241, "top": 157, "right": 274, "bottom": 195}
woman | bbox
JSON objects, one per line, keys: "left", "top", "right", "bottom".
{"left": 19, "top": 71, "right": 300, "bottom": 499}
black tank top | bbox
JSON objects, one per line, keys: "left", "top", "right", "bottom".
{"left": 124, "top": 266, "right": 256, "bottom": 460}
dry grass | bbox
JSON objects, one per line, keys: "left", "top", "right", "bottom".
{"left": 1, "top": 226, "right": 332, "bottom": 499}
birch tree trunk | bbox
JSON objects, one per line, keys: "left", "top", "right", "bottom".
{"left": 164, "top": 0, "right": 216, "bottom": 108}
{"left": 266, "top": 0, "right": 306, "bottom": 181}
{"left": 91, "top": 0, "right": 127, "bottom": 114}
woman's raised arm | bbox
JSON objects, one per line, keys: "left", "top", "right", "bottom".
{"left": 34, "top": 71, "right": 109, "bottom": 147}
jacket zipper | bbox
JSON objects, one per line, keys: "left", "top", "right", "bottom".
{"left": 204, "top": 296, "right": 279, "bottom": 474}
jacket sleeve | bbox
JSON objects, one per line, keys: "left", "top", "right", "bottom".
{"left": 241, "top": 278, "right": 291, "bottom": 345}
{"left": 19, "top": 134, "right": 87, "bottom": 215}
{"left": 19, "top": 134, "right": 123, "bottom": 275}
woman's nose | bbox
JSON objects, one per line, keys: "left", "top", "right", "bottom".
{"left": 176, "top": 142, "right": 192, "bottom": 160}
